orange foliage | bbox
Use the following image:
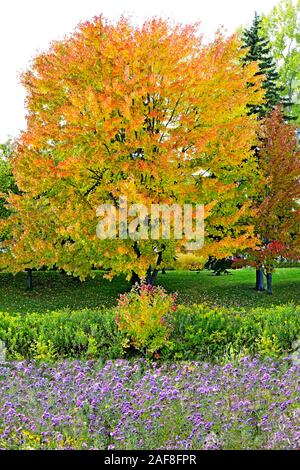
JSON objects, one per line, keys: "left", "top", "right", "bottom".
{"left": 0, "top": 17, "right": 264, "bottom": 279}
{"left": 252, "top": 106, "right": 300, "bottom": 266}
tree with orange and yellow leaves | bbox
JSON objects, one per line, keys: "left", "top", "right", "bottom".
{"left": 0, "top": 17, "right": 264, "bottom": 283}
{"left": 252, "top": 106, "right": 300, "bottom": 294}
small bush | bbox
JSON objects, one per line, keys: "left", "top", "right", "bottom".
{"left": 175, "top": 253, "right": 206, "bottom": 271}
{"left": 115, "top": 284, "right": 177, "bottom": 356}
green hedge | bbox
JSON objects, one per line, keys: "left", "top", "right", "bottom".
{"left": 0, "top": 304, "right": 299, "bottom": 361}
{"left": 0, "top": 309, "right": 124, "bottom": 360}
{"left": 163, "top": 303, "right": 300, "bottom": 360}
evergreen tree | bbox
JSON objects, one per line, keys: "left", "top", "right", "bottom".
{"left": 242, "top": 12, "right": 286, "bottom": 118}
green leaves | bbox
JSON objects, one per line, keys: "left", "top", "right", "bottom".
{"left": 261, "top": 0, "right": 300, "bottom": 122}
{"left": 0, "top": 140, "right": 17, "bottom": 220}
{"left": 242, "top": 13, "right": 283, "bottom": 118}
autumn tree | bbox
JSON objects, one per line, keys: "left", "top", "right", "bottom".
{"left": 251, "top": 106, "right": 300, "bottom": 293}
{"left": 0, "top": 17, "right": 263, "bottom": 282}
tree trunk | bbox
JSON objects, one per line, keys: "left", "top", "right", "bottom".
{"left": 26, "top": 269, "right": 33, "bottom": 290}
{"left": 257, "top": 268, "right": 264, "bottom": 292}
{"left": 131, "top": 243, "right": 165, "bottom": 287}
{"left": 255, "top": 268, "right": 260, "bottom": 290}
{"left": 146, "top": 267, "right": 159, "bottom": 286}
{"left": 130, "top": 241, "right": 141, "bottom": 285}
{"left": 266, "top": 272, "right": 273, "bottom": 295}
{"left": 145, "top": 265, "right": 152, "bottom": 285}
{"left": 146, "top": 247, "right": 164, "bottom": 285}
{"left": 130, "top": 271, "right": 141, "bottom": 286}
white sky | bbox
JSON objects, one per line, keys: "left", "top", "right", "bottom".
{"left": 1, "top": 0, "right": 279, "bottom": 142}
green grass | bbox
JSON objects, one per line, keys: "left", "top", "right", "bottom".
{"left": 0, "top": 268, "right": 299, "bottom": 313}
{"left": 160, "top": 268, "right": 300, "bottom": 308}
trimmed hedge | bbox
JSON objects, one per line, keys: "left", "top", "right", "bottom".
{"left": 0, "top": 303, "right": 299, "bottom": 361}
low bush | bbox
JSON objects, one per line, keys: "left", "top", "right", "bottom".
{"left": 0, "top": 303, "right": 299, "bottom": 361}
{"left": 115, "top": 284, "right": 177, "bottom": 356}
{"left": 174, "top": 253, "right": 206, "bottom": 271}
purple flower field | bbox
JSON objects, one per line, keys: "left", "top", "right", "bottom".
{"left": 0, "top": 358, "right": 299, "bottom": 450}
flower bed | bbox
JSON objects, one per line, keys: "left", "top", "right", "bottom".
{"left": 0, "top": 358, "right": 299, "bottom": 449}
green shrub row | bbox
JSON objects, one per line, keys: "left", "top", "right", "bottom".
{"left": 0, "top": 303, "right": 299, "bottom": 361}
{"left": 0, "top": 309, "right": 124, "bottom": 360}
{"left": 163, "top": 303, "right": 300, "bottom": 360}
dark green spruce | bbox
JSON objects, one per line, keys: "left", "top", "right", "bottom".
{"left": 242, "top": 12, "right": 287, "bottom": 119}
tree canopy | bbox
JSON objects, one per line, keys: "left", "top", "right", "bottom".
{"left": 254, "top": 106, "right": 300, "bottom": 255}
{"left": 0, "top": 17, "right": 264, "bottom": 280}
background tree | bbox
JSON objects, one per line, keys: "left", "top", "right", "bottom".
{"left": 204, "top": 256, "right": 233, "bottom": 276}
{"left": 242, "top": 12, "right": 286, "bottom": 119}
{"left": 242, "top": 13, "right": 289, "bottom": 291}
{"left": 261, "top": 0, "right": 300, "bottom": 122}
{"left": 251, "top": 106, "right": 300, "bottom": 294}
{"left": 201, "top": 12, "right": 289, "bottom": 282}
{"left": 0, "top": 140, "right": 17, "bottom": 220}
{"left": 0, "top": 17, "right": 263, "bottom": 282}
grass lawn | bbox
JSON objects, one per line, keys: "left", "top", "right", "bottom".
{"left": 0, "top": 267, "right": 299, "bottom": 313}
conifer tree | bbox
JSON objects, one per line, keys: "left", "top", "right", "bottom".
{"left": 242, "top": 12, "right": 286, "bottom": 118}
